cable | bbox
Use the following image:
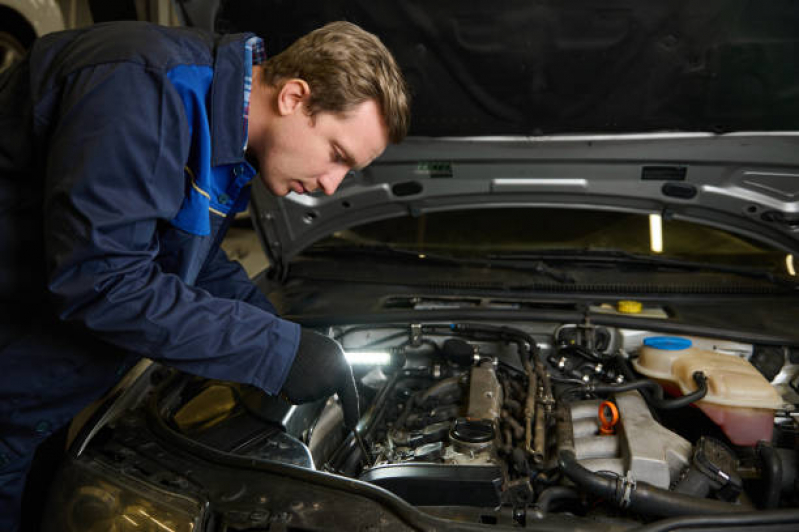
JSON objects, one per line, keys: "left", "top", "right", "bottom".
{"left": 558, "top": 344, "right": 603, "bottom": 363}
{"left": 550, "top": 376, "right": 588, "bottom": 386}
{"left": 498, "top": 360, "right": 527, "bottom": 376}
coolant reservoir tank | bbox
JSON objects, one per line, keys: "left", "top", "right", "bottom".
{"left": 632, "top": 337, "right": 784, "bottom": 446}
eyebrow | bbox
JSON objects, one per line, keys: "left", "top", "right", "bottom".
{"left": 334, "top": 142, "right": 361, "bottom": 170}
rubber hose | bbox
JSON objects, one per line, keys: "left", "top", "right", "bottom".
{"left": 590, "top": 371, "right": 707, "bottom": 410}
{"left": 535, "top": 486, "right": 581, "bottom": 513}
{"left": 776, "top": 447, "right": 797, "bottom": 494}
{"left": 612, "top": 354, "right": 663, "bottom": 406}
{"left": 615, "top": 353, "right": 639, "bottom": 382}
{"left": 340, "top": 439, "right": 364, "bottom": 477}
{"left": 757, "top": 441, "right": 783, "bottom": 509}
{"left": 558, "top": 450, "right": 752, "bottom": 517}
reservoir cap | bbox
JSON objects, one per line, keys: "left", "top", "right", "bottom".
{"left": 617, "top": 300, "right": 643, "bottom": 314}
{"left": 644, "top": 336, "right": 692, "bottom": 351}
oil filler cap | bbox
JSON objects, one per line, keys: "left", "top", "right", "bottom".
{"left": 598, "top": 401, "right": 619, "bottom": 435}
{"left": 643, "top": 336, "right": 692, "bottom": 350}
{"left": 450, "top": 418, "right": 494, "bottom": 443}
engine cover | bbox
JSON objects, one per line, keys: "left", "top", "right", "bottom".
{"left": 570, "top": 391, "right": 693, "bottom": 488}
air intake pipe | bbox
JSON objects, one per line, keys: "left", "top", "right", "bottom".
{"left": 556, "top": 406, "right": 752, "bottom": 517}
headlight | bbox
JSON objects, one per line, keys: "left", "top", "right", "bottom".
{"left": 43, "top": 457, "right": 205, "bottom": 532}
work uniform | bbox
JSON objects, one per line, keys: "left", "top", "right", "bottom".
{"left": 0, "top": 22, "right": 300, "bottom": 529}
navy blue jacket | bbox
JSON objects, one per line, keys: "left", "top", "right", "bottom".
{"left": 0, "top": 22, "right": 299, "bottom": 473}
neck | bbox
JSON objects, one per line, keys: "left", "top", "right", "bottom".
{"left": 246, "top": 66, "right": 274, "bottom": 153}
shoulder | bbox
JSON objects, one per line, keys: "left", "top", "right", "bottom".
{"left": 29, "top": 22, "right": 253, "bottom": 93}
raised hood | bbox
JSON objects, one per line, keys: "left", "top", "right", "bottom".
{"left": 251, "top": 134, "right": 799, "bottom": 273}
{"left": 185, "top": 1, "right": 799, "bottom": 269}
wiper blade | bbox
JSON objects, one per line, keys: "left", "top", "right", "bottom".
{"left": 305, "top": 245, "right": 575, "bottom": 283}
{"left": 490, "top": 249, "right": 797, "bottom": 288}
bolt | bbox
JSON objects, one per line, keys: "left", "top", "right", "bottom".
{"left": 272, "top": 512, "right": 290, "bottom": 523}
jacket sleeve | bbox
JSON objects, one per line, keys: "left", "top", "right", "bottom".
{"left": 195, "top": 244, "right": 279, "bottom": 315}
{"left": 43, "top": 62, "right": 298, "bottom": 395}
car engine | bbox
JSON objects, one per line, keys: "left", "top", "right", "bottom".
{"left": 159, "top": 319, "right": 798, "bottom": 527}
{"left": 296, "top": 320, "right": 798, "bottom": 525}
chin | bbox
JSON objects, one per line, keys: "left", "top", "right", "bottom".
{"left": 264, "top": 180, "right": 288, "bottom": 197}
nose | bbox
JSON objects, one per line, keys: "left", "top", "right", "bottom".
{"left": 317, "top": 168, "right": 349, "bottom": 196}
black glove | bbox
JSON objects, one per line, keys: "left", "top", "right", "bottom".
{"left": 281, "top": 329, "right": 360, "bottom": 430}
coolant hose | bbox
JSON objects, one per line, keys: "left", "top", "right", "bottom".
{"left": 558, "top": 450, "right": 753, "bottom": 517}
{"left": 757, "top": 441, "right": 783, "bottom": 509}
{"left": 534, "top": 486, "right": 581, "bottom": 513}
{"left": 589, "top": 370, "right": 708, "bottom": 410}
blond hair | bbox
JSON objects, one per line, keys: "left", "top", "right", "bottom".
{"left": 260, "top": 21, "right": 410, "bottom": 143}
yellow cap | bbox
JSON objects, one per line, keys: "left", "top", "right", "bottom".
{"left": 617, "top": 300, "right": 643, "bottom": 314}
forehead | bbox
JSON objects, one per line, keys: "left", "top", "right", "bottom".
{"left": 323, "top": 100, "right": 388, "bottom": 167}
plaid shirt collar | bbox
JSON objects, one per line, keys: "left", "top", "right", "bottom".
{"left": 243, "top": 36, "right": 267, "bottom": 150}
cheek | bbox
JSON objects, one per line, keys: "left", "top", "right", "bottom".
{"left": 267, "top": 124, "right": 331, "bottom": 179}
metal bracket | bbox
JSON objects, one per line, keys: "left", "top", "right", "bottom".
{"left": 410, "top": 323, "right": 423, "bottom": 347}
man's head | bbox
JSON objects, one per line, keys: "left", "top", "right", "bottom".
{"left": 248, "top": 21, "right": 410, "bottom": 196}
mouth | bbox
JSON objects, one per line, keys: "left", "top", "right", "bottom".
{"left": 290, "top": 181, "right": 307, "bottom": 194}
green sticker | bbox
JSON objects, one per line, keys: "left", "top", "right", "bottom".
{"left": 416, "top": 161, "right": 453, "bottom": 178}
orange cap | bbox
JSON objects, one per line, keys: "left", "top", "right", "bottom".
{"left": 598, "top": 400, "right": 619, "bottom": 435}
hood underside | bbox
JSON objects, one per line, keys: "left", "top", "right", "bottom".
{"left": 189, "top": 1, "right": 799, "bottom": 265}
{"left": 251, "top": 134, "right": 799, "bottom": 267}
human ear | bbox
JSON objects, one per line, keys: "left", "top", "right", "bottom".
{"left": 276, "top": 79, "right": 311, "bottom": 116}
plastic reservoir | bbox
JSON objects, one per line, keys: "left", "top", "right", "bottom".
{"left": 632, "top": 337, "right": 784, "bottom": 446}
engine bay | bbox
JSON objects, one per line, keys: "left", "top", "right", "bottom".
{"left": 168, "top": 319, "right": 799, "bottom": 527}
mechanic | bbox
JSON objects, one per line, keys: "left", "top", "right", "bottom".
{"left": 0, "top": 20, "right": 410, "bottom": 530}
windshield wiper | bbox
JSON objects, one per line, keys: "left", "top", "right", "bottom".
{"left": 489, "top": 249, "right": 797, "bottom": 289}
{"left": 304, "top": 245, "right": 576, "bottom": 284}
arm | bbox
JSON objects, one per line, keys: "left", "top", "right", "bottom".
{"left": 195, "top": 243, "right": 279, "bottom": 315}
{"left": 44, "top": 62, "right": 298, "bottom": 394}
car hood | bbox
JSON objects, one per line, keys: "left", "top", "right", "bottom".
{"left": 251, "top": 134, "right": 799, "bottom": 272}
{"left": 219, "top": 1, "right": 799, "bottom": 268}
{"left": 177, "top": 1, "right": 799, "bottom": 269}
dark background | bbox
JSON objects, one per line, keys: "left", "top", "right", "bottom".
{"left": 207, "top": 0, "right": 799, "bottom": 136}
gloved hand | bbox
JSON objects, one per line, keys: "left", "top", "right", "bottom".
{"left": 281, "top": 328, "right": 360, "bottom": 430}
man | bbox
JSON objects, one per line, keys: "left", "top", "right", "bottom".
{"left": 0, "top": 20, "right": 410, "bottom": 530}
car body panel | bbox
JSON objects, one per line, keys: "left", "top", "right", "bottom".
{"left": 0, "top": 0, "right": 65, "bottom": 36}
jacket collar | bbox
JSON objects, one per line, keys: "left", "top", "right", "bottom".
{"left": 209, "top": 32, "right": 253, "bottom": 167}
